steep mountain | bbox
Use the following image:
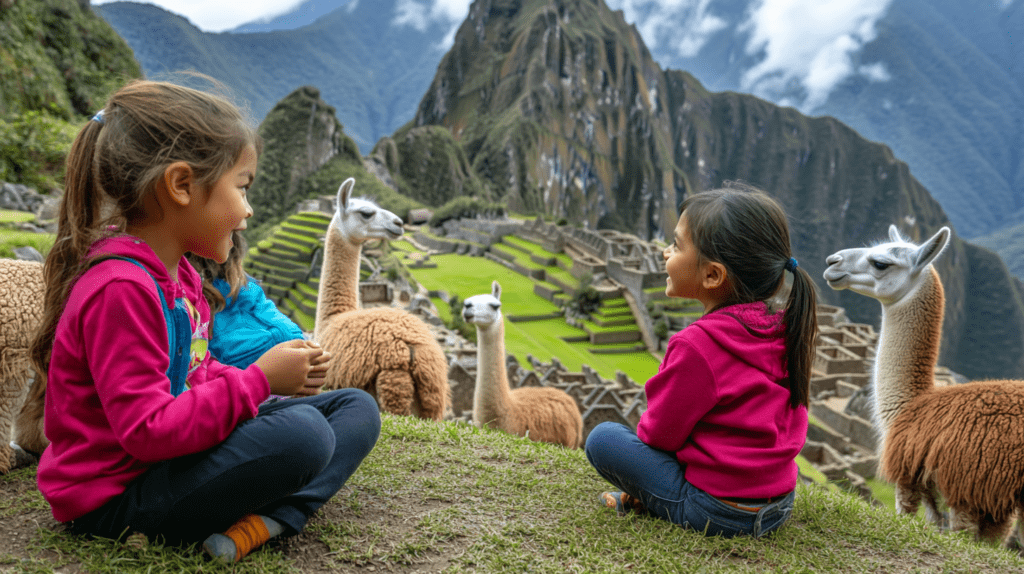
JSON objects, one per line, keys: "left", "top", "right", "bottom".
{"left": 610, "top": 0, "right": 1024, "bottom": 244}
{"left": 230, "top": 0, "right": 354, "bottom": 34}
{"left": 247, "top": 85, "right": 424, "bottom": 241}
{"left": 94, "top": 0, "right": 448, "bottom": 150}
{"left": 1, "top": 0, "right": 140, "bottom": 118}
{"left": 404, "top": 0, "right": 1024, "bottom": 381}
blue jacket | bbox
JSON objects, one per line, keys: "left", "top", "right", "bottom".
{"left": 209, "top": 277, "right": 305, "bottom": 368}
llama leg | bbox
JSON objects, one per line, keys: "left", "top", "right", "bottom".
{"left": 375, "top": 370, "right": 416, "bottom": 416}
{"left": 921, "top": 486, "right": 946, "bottom": 529}
{"left": 894, "top": 485, "right": 921, "bottom": 517}
{"left": 0, "top": 352, "right": 32, "bottom": 474}
{"left": 948, "top": 506, "right": 981, "bottom": 538}
{"left": 976, "top": 514, "right": 1011, "bottom": 544}
{"left": 1004, "top": 510, "right": 1024, "bottom": 551}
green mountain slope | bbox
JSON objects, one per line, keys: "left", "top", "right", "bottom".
{"left": 0, "top": 0, "right": 140, "bottom": 118}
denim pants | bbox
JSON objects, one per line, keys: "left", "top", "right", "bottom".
{"left": 71, "top": 388, "right": 381, "bottom": 541}
{"left": 585, "top": 422, "right": 794, "bottom": 538}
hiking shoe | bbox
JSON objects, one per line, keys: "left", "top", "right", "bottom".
{"left": 203, "top": 514, "right": 273, "bottom": 562}
{"left": 600, "top": 491, "right": 645, "bottom": 515}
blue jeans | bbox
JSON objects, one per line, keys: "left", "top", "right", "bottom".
{"left": 585, "top": 422, "right": 795, "bottom": 538}
{"left": 71, "top": 388, "right": 381, "bottom": 541}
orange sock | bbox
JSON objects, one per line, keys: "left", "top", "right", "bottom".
{"left": 222, "top": 514, "right": 271, "bottom": 561}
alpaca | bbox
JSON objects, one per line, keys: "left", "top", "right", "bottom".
{"left": 824, "top": 225, "right": 1024, "bottom": 545}
{"left": 313, "top": 178, "right": 450, "bottom": 420}
{"left": 463, "top": 281, "right": 583, "bottom": 448}
{"left": 0, "top": 259, "right": 47, "bottom": 472}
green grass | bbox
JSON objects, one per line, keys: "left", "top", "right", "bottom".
{"left": 11, "top": 415, "right": 1024, "bottom": 573}
{"left": 406, "top": 254, "right": 660, "bottom": 381}
{"left": 0, "top": 229, "right": 54, "bottom": 259}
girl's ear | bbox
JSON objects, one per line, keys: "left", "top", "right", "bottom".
{"left": 162, "top": 162, "right": 194, "bottom": 207}
{"left": 702, "top": 261, "right": 728, "bottom": 290}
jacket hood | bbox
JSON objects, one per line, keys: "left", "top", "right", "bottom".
{"left": 689, "top": 301, "right": 787, "bottom": 379}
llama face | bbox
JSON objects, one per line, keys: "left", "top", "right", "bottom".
{"left": 330, "top": 178, "right": 404, "bottom": 243}
{"left": 463, "top": 281, "right": 502, "bottom": 327}
{"left": 823, "top": 225, "right": 950, "bottom": 305}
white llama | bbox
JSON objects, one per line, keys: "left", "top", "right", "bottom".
{"left": 824, "top": 225, "right": 1024, "bottom": 544}
{"left": 463, "top": 281, "right": 583, "bottom": 448}
{"left": 313, "top": 178, "right": 450, "bottom": 420}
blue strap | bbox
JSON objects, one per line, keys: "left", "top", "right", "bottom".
{"left": 90, "top": 256, "right": 190, "bottom": 396}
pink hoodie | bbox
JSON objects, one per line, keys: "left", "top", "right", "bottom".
{"left": 637, "top": 301, "right": 807, "bottom": 499}
{"left": 37, "top": 236, "right": 270, "bottom": 522}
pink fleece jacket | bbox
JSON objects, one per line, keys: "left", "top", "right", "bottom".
{"left": 37, "top": 236, "right": 270, "bottom": 523}
{"left": 636, "top": 301, "right": 808, "bottom": 499}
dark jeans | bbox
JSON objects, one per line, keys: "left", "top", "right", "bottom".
{"left": 71, "top": 388, "right": 381, "bottom": 542}
{"left": 585, "top": 422, "right": 795, "bottom": 538}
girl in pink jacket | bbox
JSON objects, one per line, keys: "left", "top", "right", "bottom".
{"left": 30, "top": 79, "right": 380, "bottom": 562}
{"left": 585, "top": 183, "right": 817, "bottom": 538}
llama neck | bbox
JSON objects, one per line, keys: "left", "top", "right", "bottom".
{"left": 872, "top": 266, "right": 944, "bottom": 438}
{"left": 314, "top": 228, "right": 361, "bottom": 339}
{"left": 473, "top": 318, "right": 512, "bottom": 427}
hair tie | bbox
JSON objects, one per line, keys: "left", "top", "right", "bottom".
{"left": 785, "top": 257, "right": 799, "bottom": 272}
{"left": 91, "top": 109, "right": 105, "bottom": 124}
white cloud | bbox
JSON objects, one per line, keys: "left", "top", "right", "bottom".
{"left": 391, "top": 0, "right": 471, "bottom": 48}
{"left": 92, "top": 0, "right": 308, "bottom": 32}
{"left": 607, "top": 0, "right": 727, "bottom": 58}
{"left": 859, "top": 62, "right": 891, "bottom": 82}
{"left": 998, "top": 0, "right": 1015, "bottom": 10}
{"left": 739, "top": 0, "right": 894, "bottom": 111}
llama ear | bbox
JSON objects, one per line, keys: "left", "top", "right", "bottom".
{"left": 913, "top": 227, "right": 951, "bottom": 270}
{"left": 492, "top": 280, "right": 501, "bottom": 300}
{"left": 888, "top": 224, "right": 903, "bottom": 243}
{"left": 337, "top": 178, "right": 356, "bottom": 210}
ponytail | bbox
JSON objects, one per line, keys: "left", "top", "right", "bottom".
{"left": 30, "top": 121, "right": 106, "bottom": 377}
{"left": 782, "top": 266, "right": 817, "bottom": 408}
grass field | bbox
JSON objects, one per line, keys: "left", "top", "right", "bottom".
{"left": 399, "top": 247, "right": 661, "bottom": 383}
{"left": 4, "top": 414, "right": 1022, "bottom": 573}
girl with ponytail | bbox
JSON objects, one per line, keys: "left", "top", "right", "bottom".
{"left": 585, "top": 182, "right": 817, "bottom": 539}
{"left": 30, "top": 79, "right": 380, "bottom": 562}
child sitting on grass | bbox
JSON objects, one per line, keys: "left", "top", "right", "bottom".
{"left": 585, "top": 182, "right": 817, "bottom": 538}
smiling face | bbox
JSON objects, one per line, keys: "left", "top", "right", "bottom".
{"left": 663, "top": 214, "right": 704, "bottom": 300}
{"left": 188, "top": 144, "right": 256, "bottom": 263}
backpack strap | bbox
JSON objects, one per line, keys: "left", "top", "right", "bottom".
{"left": 86, "top": 256, "right": 190, "bottom": 396}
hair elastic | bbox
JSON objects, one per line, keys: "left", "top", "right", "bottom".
{"left": 785, "top": 257, "right": 799, "bottom": 272}
{"left": 91, "top": 110, "right": 105, "bottom": 124}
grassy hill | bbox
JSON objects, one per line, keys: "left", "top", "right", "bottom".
{"left": 2, "top": 413, "right": 1022, "bottom": 572}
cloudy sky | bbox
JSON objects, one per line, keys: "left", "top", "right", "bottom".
{"left": 92, "top": 0, "right": 906, "bottom": 111}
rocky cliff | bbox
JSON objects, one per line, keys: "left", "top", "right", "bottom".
{"left": 401, "top": 0, "right": 1024, "bottom": 381}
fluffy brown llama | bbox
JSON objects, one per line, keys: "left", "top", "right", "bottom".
{"left": 313, "top": 178, "right": 450, "bottom": 420}
{"left": 0, "top": 259, "right": 47, "bottom": 472}
{"left": 824, "top": 225, "right": 1024, "bottom": 545}
{"left": 463, "top": 281, "right": 583, "bottom": 448}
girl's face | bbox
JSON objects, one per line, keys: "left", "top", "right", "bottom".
{"left": 189, "top": 144, "right": 256, "bottom": 263}
{"left": 663, "top": 214, "right": 702, "bottom": 300}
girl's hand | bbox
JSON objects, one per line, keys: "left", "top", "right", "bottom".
{"left": 255, "top": 340, "right": 328, "bottom": 396}
{"left": 294, "top": 342, "right": 330, "bottom": 397}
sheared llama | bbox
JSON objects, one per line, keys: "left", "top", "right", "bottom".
{"left": 824, "top": 225, "right": 1024, "bottom": 545}
{"left": 313, "top": 178, "right": 450, "bottom": 420}
{"left": 0, "top": 259, "right": 47, "bottom": 472}
{"left": 463, "top": 281, "right": 583, "bottom": 447}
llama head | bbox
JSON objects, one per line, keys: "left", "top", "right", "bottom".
{"left": 329, "top": 178, "right": 404, "bottom": 244}
{"left": 823, "top": 225, "right": 951, "bottom": 306}
{"left": 462, "top": 281, "right": 502, "bottom": 328}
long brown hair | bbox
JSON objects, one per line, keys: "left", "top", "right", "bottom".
{"left": 30, "top": 79, "right": 260, "bottom": 377}
{"left": 679, "top": 182, "right": 818, "bottom": 408}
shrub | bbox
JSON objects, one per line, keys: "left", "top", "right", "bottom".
{"left": 0, "top": 110, "right": 79, "bottom": 192}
